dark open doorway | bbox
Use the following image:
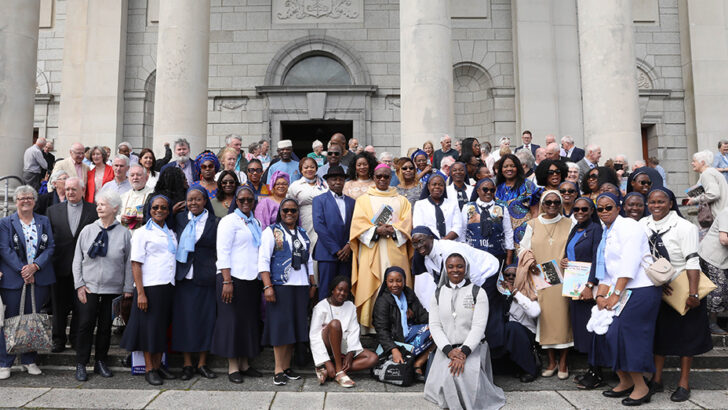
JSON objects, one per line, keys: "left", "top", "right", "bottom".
{"left": 281, "top": 120, "right": 353, "bottom": 160}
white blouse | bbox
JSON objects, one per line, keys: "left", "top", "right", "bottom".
{"left": 640, "top": 211, "right": 700, "bottom": 280}
{"left": 130, "top": 225, "right": 177, "bottom": 287}
{"left": 509, "top": 291, "right": 541, "bottom": 334}
{"left": 258, "top": 225, "right": 313, "bottom": 286}
{"left": 309, "top": 299, "right": 363, "bottom": 367}
{"left": 602, "top": 215, "right": 653, "bottom": 289}
{"left": 413, "top": 197, "right": 463, "bottom": 241}
{"left": 217, "top": 212, "right": 262, "bottom": 281}
{"left": 446, "top": 183, "right": 474, "bottom": 205}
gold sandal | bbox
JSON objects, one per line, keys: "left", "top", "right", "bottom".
{"left": 315, "top": 366, "right": 328, "bottom": 385}
{"left": 335, "top": 371, "right": 355, "bottom": 388}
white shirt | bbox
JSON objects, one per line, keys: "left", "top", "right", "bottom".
{"left": 182, "top": 210, "right": 209, "bottom": 280}
{"left": 446, "top": 183, "right": 474, "bottom": 206}
{"left": 413, "top": 197, "right": 463, "bottom": 242}
{"left": 331, "top": 191, "right": 347, "bottom": 222}
{"left": 509, "top": 291, "right": 541, "bottom": 334}
{"left": 258, "top": 225, "right": 313, "bottom": 286}
{"left": 309, "top": 299, "right": 363, "bottom": 366}
{"left": 602, "top": 215, "right": 654, "bottom": 289}
{"left": 640, "top": 211, "right": 700, "bottom": 280}
{"left": 99, "top": 178, "right": 132, "bottom": 196}
{"left": 130, "top": 225, "right": 177, "bottom": 287}
{"left": 145, "top": 173, "right": 158, "bottom": 190}
{"left": 217, "top": 212, "right": 261, "bottom": 281}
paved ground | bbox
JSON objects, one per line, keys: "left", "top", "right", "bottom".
{"left": 0, "top": 368, "right": 727, "bottom": 409}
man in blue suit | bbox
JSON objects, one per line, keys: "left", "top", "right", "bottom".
{"left": 514, "top": 130, "right": 540, "bottom": 156}
{"left": 312, "top": 165, "right": 355, "bottom": 300}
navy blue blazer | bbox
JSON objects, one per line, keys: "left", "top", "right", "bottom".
{"left": 0, "top": 213, "right": 56, "bottom": 289}
{"left": 562, "top": 147, "right": 585, "bottom": 163}
{"left": 515, "top": 144, "right": 540, "bottom": 156}
{"left": 565, "top": 221, "right": 603, "bottom": 285}
{"left": 312, "top": 191, "right": 355, "bottom": 262}
{"left": 173, "top": 211, "right": 219, "bottom": 287}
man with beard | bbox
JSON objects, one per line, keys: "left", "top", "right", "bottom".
{"left": 161, "top": 138, "right": 199, "bottom": 186}
{"left": 118, "top": 164, "right": 151, "bottom": 230}
{"left": 265, "top": 140, "right": 300, "bottom": 184}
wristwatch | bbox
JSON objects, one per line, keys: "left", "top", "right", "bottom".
{"left": 689, "top": 293, "right": 699, "bottom": 299}
{"left": 585, "top": 282, "right": 594, "bottom": 289}
{"left": 614, "top": 289, "right": 622, "bottom": 296}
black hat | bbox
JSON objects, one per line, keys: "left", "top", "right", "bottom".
{"left": 323, "top": 165, "right": 347, "bottom": 179}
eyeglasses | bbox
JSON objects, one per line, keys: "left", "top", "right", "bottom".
{"left": 281, "top": 208, "right": 298, "bottom": 214}
{"left": 573, "top": 206, "right": 591, "bottom": 213}
{"left": 400, "top": 166, "right": 414, "bottom": 171}
{"left": 247, "top": 168, "right": 263, "bottom": 174}
{"left": 547, "top": 169, "right": 562, "bottom": 175}
{"left": 481, "top": 187, "right": 496, "bottom": 193}
{"left": 200, "top": 163, "right": 216, "bottom": 170}
{"left": 638, "top": 180, "right": 652, "bottom": 186}
{"left": 543, "top": 200, "right": 561, "bottom": 207}
{"left": 17, "top": 197, "right": 34, "bottom": 202}
{"left": 221, "top": 180, "right": 237, "bottom": 185}
{"left": 559, "top": 189, "right": 576, "bottom": 194}
{"left": 596, "top": 205, "right": 614, "bottom": 213}
{"left": 151, "top": 205, "right": 168, "bottom": 211}
{"left": 374, "top": 174, "right": 391, "bottom": 180}
{"left": 587, "top": 174, "right": 598, "bottom": 180}
{"left": 327, "top": 152, "right": 341, "bottom": 156}
{"left": 236, "top": 197, "right": 254, "bottom": 203}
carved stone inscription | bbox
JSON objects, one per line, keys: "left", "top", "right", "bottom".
{"left": 273, "top": 0, "right": 363, "bottom": 24}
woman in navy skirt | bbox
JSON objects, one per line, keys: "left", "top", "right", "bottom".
{"left": 172, "top": 186, "right": 219, "bottom": 380}
{"left": 559, "top": 197, "right": 603, "bottom": 389}
{"left": 120, "top": 195, "right": 178, "bottom": 386}
{"left": 212, "top": 186, "right": 264, "bottom": 383}
{"left": 641, "top": 187, "right": 712, "bottom": 402}
{"left": 592, "top": 192, "right": 661, "bottom": 406}
{"left": 258, "top": 198, "right": 315, "bottom": 386}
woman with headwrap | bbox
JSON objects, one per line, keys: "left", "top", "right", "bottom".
{"left": 518, "top": 190, "right": 575, "bottom": 380}
{"left": 622, "top": 192, "right": 647, "bottom": 221}
{"left": 309, "top": 276, "right": 378, "bottom": 387}
{"left": 395, "top": 157, "right": 423, "bottom": 209}
{"left": 255, "top": 171, "right": 290, "bottom": 230}
{"left": 592, "top": 192, "right": 660, "bottom": 406}
{"left": 372, "top": 266, "right": 433, "bottom": 382}
{"left": 446, "top": 162, "right": 474, "bottom": 210}
{"left": 557, "top": 197, "right": 604, "bottom": 389}
{"left": 412, "top": 149, "right": 433, "bottom": 184}
{"left": 413, "top": 172, "right": 462, "bottom": 242}
{"left": 461, "top": 178, "right": 514, "bottom": 268}
{"left": 350, "top": 164, "right": 413, "bottom": 331}
{"left": 559, "top": 181, "right": 579, "bottom": 220}
{"left": 640, "top": 187, "right": 711, "bottom": 402}
{"left": 581, "top": 166, "right": 619, "bottom": 202}
{"left": 424, "top": 253, "right": 506, "bottom": 410}
{"left": 258, "top": 198, "right": 315, "bottom": 386}
{"left": 494, "top": 154, "right": 541, "bottom": 247}
{"left": 626, "top": 166, "right": 663, "bottom": 195}
{"left": 287, "top": 157, "right": 328, "bottom": 262}
{"left": 72, "top": 190, "right": 132, "bottom": 381}
{"left": 120, "top": 194, "right": 178, "bottom": 386}
{"left": 343, "top": 152, "right": 376, "bottom": 200}
{"left": 191, "top": 150, "right": 221, "bottom": 198}
{"left": 171, "top": 186, "right": 219, "bottom": 381}
{"left": 212, "top": 186, "right": 264, "bottom": 384}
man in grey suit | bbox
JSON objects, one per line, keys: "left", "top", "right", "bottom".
{"left": 577, "top": 144, "right": 602, "bottom": 181}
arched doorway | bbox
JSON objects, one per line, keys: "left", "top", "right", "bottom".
{"left": 143, "top": 71, "right": 156, "bottom": 149}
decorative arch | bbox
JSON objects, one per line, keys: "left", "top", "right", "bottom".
{"left": 636, "top": 58, "right": 662, "bottom": 90}
{"left": 264, "top": 35, "right": 371, "bottom": 86}
{"left": 143, "top": 70, "right": 156, "bottom": 148}
{"left": 453, "top": 62, "right": 499, "bottom": 140}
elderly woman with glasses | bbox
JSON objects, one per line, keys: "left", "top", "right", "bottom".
{"left": 0, "top": 186, "right": 55, "bottom": 380}
{"left": 259, "top": 198, "right": 315, "bottom": 386}
{"left": 518, "top": 190, "right": 575, "bottom": 381}
{"left": 35, "top": 169, "right": 69, "bottom": 215}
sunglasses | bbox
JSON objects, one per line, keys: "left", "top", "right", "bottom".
{"left": 481, "top": 187, "right": 496, "bottom": 193}
{"left": 587, "top": 174, "right": 598, "bottom": 180}
{"left": 151, "top": 205, "right": 168, "bottom": 211}
{"left": 573, "top": 206, "right": 591, "bottom": 213}
{"left": 221, "top": 180, "right": 237, "bottom": 185}
{"left": 236, "top": 197, "right": 254, "bottom": 203}
{"left": 543, "top": 200, "right": 561, "bottom": 207}
{"left": 638, "top": 180, "right": 652, "bottom": 186}
{"left": 400, "top": 166, "right": 415, "bottom": 171}
{"left": 327, "top": 152, "right": 341, "bottom": 156}
{"left": 247, "top": 168, "right": 263, "bottom": 174}
{"left": 281, "top": 208, "right": 298, "bottom": 214}
{"left": 596, "top": 205, "right": 614, "bottom": 213}
{"left": 374, "top": 174, "right": 391, "bottom": 180}
{"left": 559, "top": 189, "right": 576, "bottom": 194}
{"left": 547, "top": 169, "right": 562, "bottom": 175}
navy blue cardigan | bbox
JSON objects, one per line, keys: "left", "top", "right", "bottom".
{"left": 564, "top": 221, "right": 603, "bottom": 285}
{"left": 173, "top": 211, "right": 219, "bottom": 287}
{"left": 0, "top": 213, "right": 56, "bottom": 289}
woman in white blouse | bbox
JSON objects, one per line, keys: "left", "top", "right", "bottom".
{"left": 641, "top": 187, "right": 712, "bottom": 402}
{"left": 211, "top": 186, "right": 264, "bottom": 383}
{"left": 309, "top": 276, "right": 377, "bottom": 388}
{"left": 287, "top": 157, "right": 328, "bottom": 258}
{"left": 259, "top": 198, "right": 316, "bottom": 386}
{"left": 413, "top": 173, "right": 462, "bottom": 241}
{"left": 120, "top": 195, "right": 178, "bottom": 386}
{"left": 592, "top": 192, "right": 661, "bottom": 406}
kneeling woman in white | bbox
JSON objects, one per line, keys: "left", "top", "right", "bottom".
{"left": 309, "top": 276, "right": 378, "bottom": 388}
{"left": 425, "top": 253, "right": 505, "bottom": 410}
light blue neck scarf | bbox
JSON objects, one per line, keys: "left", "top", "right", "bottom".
{"left": 145, "top": 218, "right": 177, "bottom": 254}
{"left": 234, "top": 208, "right": 261, "bottom": 247}
{"left": 176, "top": 209, "right": 207, "bottom": 263}
{"left": 392, "top": 292, "right": 409, "bottom": 336}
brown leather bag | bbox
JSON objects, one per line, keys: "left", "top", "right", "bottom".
{"left": 698, "top": 202, "right": 714, "bottom": 228}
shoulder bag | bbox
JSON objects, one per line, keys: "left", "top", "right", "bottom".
{"left": 3, "top": 284, "right": 52, "bottom": 354}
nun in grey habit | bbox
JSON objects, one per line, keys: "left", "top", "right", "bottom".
{"left": 424, "top": 252, "right": 506, "bottom": 410}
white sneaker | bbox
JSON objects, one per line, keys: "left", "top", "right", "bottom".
{"left": 22, "top": 363, "right": 42, "bottom": 375}
{"left": 0, "top": 367, "right": 10, "bottom": 380}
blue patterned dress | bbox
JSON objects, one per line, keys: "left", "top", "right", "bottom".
{"left": 495, "top": 180, "right": 541, "bottom": 246}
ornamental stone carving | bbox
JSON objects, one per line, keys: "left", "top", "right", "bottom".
{"left": 386, "top": 95, "right": 400, "bottom": 110}
{"left": 273, "top": 0, "right": 363, "bottom": 24}
{"left": 214, "top": 97, "right": 248, "bottom": 111}
{"left": 636, "top": 68, "right": 653, "bottom": 90}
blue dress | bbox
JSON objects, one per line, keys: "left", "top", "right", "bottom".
{"left": 495, "top": 180, "right": 541, "bottom": 245}
{"left": 565, "top": 222, "right": 602, "bottom": 354}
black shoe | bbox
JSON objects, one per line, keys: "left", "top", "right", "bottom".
{"left": 520, "top": 373, "right": 536, "bottom": 383}
{"left": 273, "top": 372, "right": 287, "bottom": 385}
{"left": 52, "top": 342, "right": 66, "bottom": 353}
{"left": 145, "top": 370, "right": 163, "bottom": 386}
{"left": 180, "top": 366, "right": 195, "bottom": 380}
{"left": 649, "top": 378, "right": 664, "bottom": 393}
{"left": 577, "top": 371, "right": 604, "bottom": 390}
{"left": 670, "top": 386, "right": 691, "bottom": 402}
{"left": 75, "top": 364, "right": 88, "bottom": 382}
{"left": 93, "top": 360, "right": 113, "bottom": 377}
{"left": 121, "top": 353, "right": 132, "bottom": 368}
{"left": 283, "top": 368, "right": 301, "bottom": 380}
{"left": 622, "top": 391, "right": 652, "bottom": 406}
{"left": 157, "top": 366, "right": 177, "bottom": 380}
{"left": 242, "top": 367, "right": 263, "bottom": 378}
{"left": 228, "top": 371, "right": 244, "bottom": 384}
{"left": 603, "top": 386, "right": 634, "bottom": 398}
{"left": 197, "top": 365, "right": 217, "bottom": 379}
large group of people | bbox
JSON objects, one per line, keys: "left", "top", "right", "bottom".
{"left": 3, "top": 130, "right": 726, "bottom": 409}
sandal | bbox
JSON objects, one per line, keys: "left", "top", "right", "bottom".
{"left": 414, "top": 367, "right": 425, "bottom": 383}
{"left": 335, "top": 371, "right": 355, "bottom": 388}
{"left": 315, "top": 366, "right": 328, "bottom": 385}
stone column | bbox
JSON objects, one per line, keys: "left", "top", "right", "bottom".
{"left": 152, "top": 0, "right": 210, "bottom": 154}
{"left": 400, "top": 0, "right": 454, "bottom": 156}
{"left": 0, "top": 0, "right": 41, "bottom": 178}
{"left": 577, "top": 0, "right": 642, "bottom": 163}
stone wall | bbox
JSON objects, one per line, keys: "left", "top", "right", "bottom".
{"left": 34, "top": 0, "right": 66, "bottom": 147}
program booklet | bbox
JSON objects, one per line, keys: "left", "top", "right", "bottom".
{"left": 686, "top": 184, "right": 705, "bottom": 198}
{"left": 532, "top": 259, "right": 562, "bottom": 290}
{"left": 562, "top": 261, "right": 592, "bottom": 298}
{"left": 607, "top": 286, "right": 632, "bottom": 317}
{"left": 371, "top": 204, "right": 394, "bottom": 225}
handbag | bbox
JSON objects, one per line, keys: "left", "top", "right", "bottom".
{"left": 370, "top": 347, "right": 415, "bottom": 386}
{"left": 3, "top": 284, "right": 52, "bottom": 354}
{"left": 662, "top": 270, "right": 717, "bottom": 315}
{"left": 643, "top": 234, "right": 676, "bottom": 286}
{"left": 698, "top": 202, "right": 714, "bottom": 228}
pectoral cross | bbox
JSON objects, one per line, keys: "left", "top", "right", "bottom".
{"left": 548, "top": 237, "right": 554, "bottom": 246}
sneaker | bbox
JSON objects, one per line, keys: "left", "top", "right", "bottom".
{"left": 0, "top": 367, "right": 10, "bottom": 380}
{"left": 710, "top": 323, "right": 728, "bottom": 335}
{"left": 283, "top": 368, "right": 301, "bottom": 380}
{"left": 22, "top": 363, "right": 42, "bottom": 375}
{"left": 273, "top": 372, "right": 287, "bottom": 385}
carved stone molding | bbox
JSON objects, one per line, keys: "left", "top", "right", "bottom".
{"left": 213, "top": 97, "right": 249, "bottom": 111}
{"left": 274, "top": 0, "right": 363, "bottom": 24}
{"left": 36, "top": 69, "right": 50, "bottom": 94}
{"left": 385, "top": 95, "right": 400, "bottom": 110}
{"left": 636, "top": 68, "right": 653, "bottom": 90}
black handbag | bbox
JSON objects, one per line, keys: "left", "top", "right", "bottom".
{"left": 370, "top": 347, "right": 415, "bottom": 386}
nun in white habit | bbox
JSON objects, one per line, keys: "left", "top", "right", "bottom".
{"left": 424, "top": 252, "right": 505, "bottom": 410}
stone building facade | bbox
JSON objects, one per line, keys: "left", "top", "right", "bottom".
{"left": 2, "top": 0, "right": 728, "bottom": 195}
